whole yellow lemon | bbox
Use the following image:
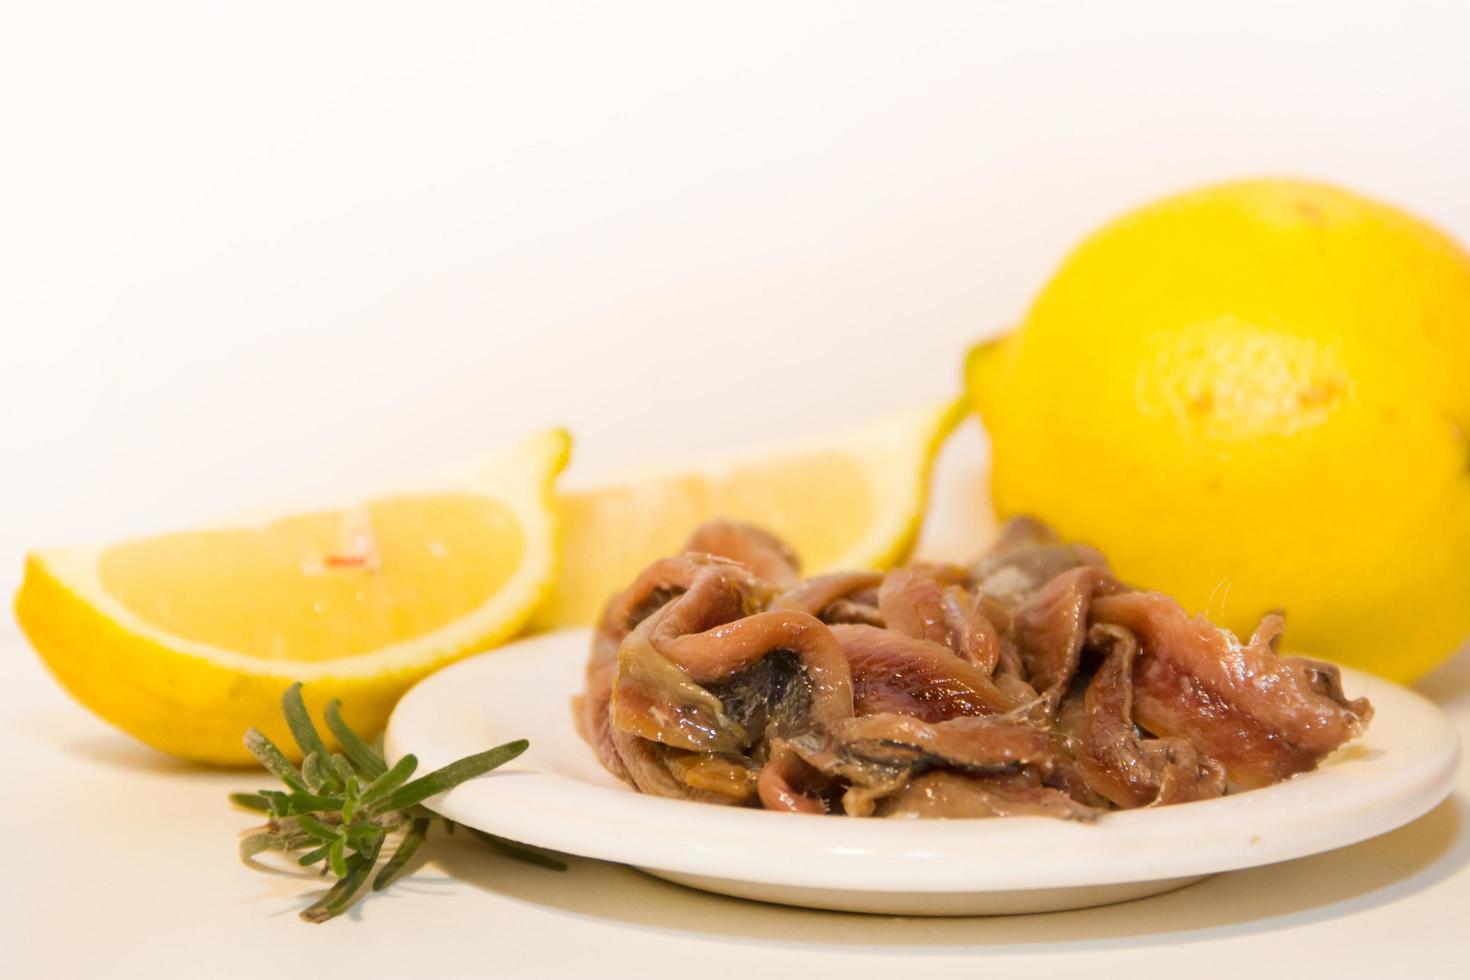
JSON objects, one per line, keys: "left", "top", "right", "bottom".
{"left": 968, "top": 178, "right": 1470, "bottom": 682}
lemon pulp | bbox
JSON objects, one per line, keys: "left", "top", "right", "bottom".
{"left": 98, "top": 494, "right": 526, "bottom": 662}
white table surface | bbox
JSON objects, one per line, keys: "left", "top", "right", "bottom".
{"left": 4, "top": 4, "right": 1469, "bottom": 977}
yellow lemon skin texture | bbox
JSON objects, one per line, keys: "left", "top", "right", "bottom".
{"left": 969, "top": 178, "right": 1470, "bottom": 682}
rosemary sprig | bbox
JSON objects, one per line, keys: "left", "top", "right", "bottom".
{"left": 234, "top": 682, "right": 565, "bottom": 923}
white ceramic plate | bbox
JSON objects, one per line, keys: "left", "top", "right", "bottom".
{"left": 385, "top": 628, "right": 1460, "bottom": 916}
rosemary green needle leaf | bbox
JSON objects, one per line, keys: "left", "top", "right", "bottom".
{"left": 347, "top": 825, "right": 385, "bottom": 858}
{"left": 259, "top": 789, "right": 292, "bottom": 817}
{"left": 324, "top": 699, "right": 388, "bottom": 778}
{"left": 362, "top": 830, "right": 385, "bottom": 864}
{"left": 329, "top": 754, "right": 358, "bottom": 790}
{"left": 298, "top": 843, "right": 332, "bottom": 867}
{"left": 241, "top": 829, "right": 317, "bottom": 860}
{"left": 328, "top": 837, "right": 349, "bottom": 878}
{"left": 229, "top": 792, "right": 271, "bottom": 812}
{"left": 301, "top": 751, "right": 332, "bottom": 794}
{"left": 371, "top": 739, "right": 528, "bottom": 814}
{"left": 300, "top": 857, "right": 374, "bottom": 924}
{"left": 372, "top": 817, "right": 429, "bottom": 892}
{"left": 244, "top": 729, "right": 307, "bottom": 792}
{"left": 240, "top": 832, "right": 283, "bottom": 860}
{"left": 358, "top": 754, "right": 417, "bottom": 807}
{"left": 295, "top": 813, "right": 340, "bottom": 844}
{"left": 272, "top": 792, "right": 347, "bottom": 815}
{"left": 282, "top": 682, "right": 330, "bottom": 763}
{"left": 466, "top": 828, "right": 568, "bottom": 872}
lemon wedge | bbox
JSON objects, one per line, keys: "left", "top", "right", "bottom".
{"left": 14, "top": 429, "right": 569, "bottom": 765}
{"left": 535, "top": 401, "right": 962, "bottom": 629}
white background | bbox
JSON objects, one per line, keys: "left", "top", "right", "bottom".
{"left": 3, "top": 3, "right": 1469, "bottom": 978}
